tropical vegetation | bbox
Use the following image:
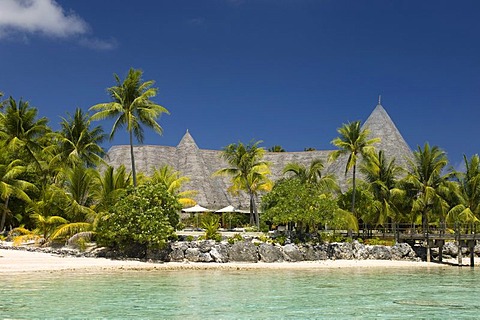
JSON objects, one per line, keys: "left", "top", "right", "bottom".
{"left": 2, "top": 74, "right": 480, "bottom": 250}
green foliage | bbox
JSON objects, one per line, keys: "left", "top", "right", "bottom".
{"left": 318, "top": 232, "right": 347, "bottom": 243}
{"left": 89, "top": 68, "right": 170, "bottom": 187}
{"left": 363, "top": 237, "right": 394, "bottom": 246}
{"left": 338, "top": 185, "right": 377, "bottom": 223}
{"left": 227, "top": 233, "right": 244, "bottom": 244}
{"left": 149, "top": 165, "right": 197, "bottom": 207}
{"left": 330, "top": 120, "right": 380, "bottom": 216}
{"left": 404, "top": 143, "right": 450, "bottom": 229}
{"left": 261, "top": 178, "right": 340, "bottom": 233}
{"left": 215, "top": 140, "right": 272, "bottom": 228}
{"left": 273, "top": 235, "right": 286, "bottom": 245}
{"left": 258, "top": 233, "right": 272, "bottom": 243}
{"left": 96, "top": 183, "right": 181, "bottom": 249}
{"left": 202, "top": 215, "right": 221, "bottom": 241}
{"left": 55, "top": 108, "right": 105, "bottom": 168}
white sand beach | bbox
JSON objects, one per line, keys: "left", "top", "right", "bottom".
{"left": 0, "top": 248, "right": 454, "bottom": 273}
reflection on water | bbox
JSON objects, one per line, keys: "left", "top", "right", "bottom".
{"left": 1, "top": 267, "right": 479, "bottom": 319}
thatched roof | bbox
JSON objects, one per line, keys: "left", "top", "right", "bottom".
{"left": 105, "top": 103, "right": 412, "bottom": 209}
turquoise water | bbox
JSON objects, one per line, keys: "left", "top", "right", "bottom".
{"left": 1, "top": 267, "right": 480, "bottom": 319}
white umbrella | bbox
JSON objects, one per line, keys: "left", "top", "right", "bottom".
{"left": 182, "top": 204, "right": 212, "bottom": 212}
{"left": 182, "top": 204, "right": 212, "bottom": 229}
{"left": 215, "top": 205, "right": 236, "bottom": 213}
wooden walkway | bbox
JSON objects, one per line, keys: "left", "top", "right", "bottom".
{"left": 398, "top": 232, "right": 479, "bottom": 267}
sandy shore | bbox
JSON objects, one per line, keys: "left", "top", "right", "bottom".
{"left": 0, "top": 248, "right": 455, "bottom": 273}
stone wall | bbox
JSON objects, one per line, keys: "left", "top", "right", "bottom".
{"left": 5, "top": 240, "right": 479, "bottom": 263}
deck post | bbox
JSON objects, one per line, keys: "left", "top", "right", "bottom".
{"left": 425, "top": 232, "right": 431, "bottom": 263}
{"left": 437, "top": 240, "right": 444, "bottom": 263}
{"left": 468, "top": 240, "right": 475, "bottom": 268}
{"left": 455, "top": 223, "right": 462, "bottom": 266}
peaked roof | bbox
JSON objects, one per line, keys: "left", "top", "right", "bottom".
{"left": 177, "top": 129, "right": 198, "bottom": 150}
{"left": 104, "top": 101, "right": 413, "bottom": 207}
{"left": 362, "top": 102, "right": 412, "bottom": 168}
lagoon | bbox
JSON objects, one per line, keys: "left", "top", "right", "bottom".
{"left": 2, "top": 267, "right": 480, "bottom": 319}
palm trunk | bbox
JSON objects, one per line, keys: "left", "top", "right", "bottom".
{"left": 349, "top": 164, "right": 356, "bottom": 238}
{"left": 351, "top": 164, "right": 356, "bottom": 217}
{"left": 130, "top": 130, "right": 137, "bottom": 187}
{"left": 250, "top": 193, "right": 259, "bottom": 229}
{"left": 0, "top": 197, "right": 10, "bottom": 232}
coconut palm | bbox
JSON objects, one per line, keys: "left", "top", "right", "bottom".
{"left": 268, "top": 145, "right": 285, "bottom": 152}
{"left": 329, "top": 121, "right": 380, "bottom": 217}
{"left": 404, "top": 143, "right": 450, "bottom": 231}
{"left": 283, "top": 159, "right": 338, "bottom": 192}
{"left": 215, "top": 140, "right": 272, "bottom": 228}
{"left": 0, "top": 151, "right": 36, "bottom": 231}
{"left": 446, "top": 154, "right": 480, "bottom": 226}
{"left": 94, "top": 165, "right": 131, "bottom": 213}
{"left": 90, "top": 68, "right": 169, "bottom": 187}
{"left": 150, "top": 165, "right": 197, "bottom": 207}
{"left": 360, "top": 150, "right": 403, "bottom": 227}
{"left": 46, "top": 165, "right": 99, "bottom": 242}
{"left": 0, "top": 97, "right": 50, "bottom": 166}
{"left": 56, "top": 108, "right": 106, "bottom": 167}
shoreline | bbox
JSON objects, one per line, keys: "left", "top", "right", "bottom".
{"left": 0, "top": 248, "right": 458, "bottom": 273}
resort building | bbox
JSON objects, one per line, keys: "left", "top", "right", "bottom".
{"left": 105, "top": 101, "right": 412, "bottom": 210}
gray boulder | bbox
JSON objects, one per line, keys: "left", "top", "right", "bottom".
{"left": 229, "top": 241, "right": 259, "bottom": 262}
{"left": 301, "top": 244, "right": 328, "bottom": 261}
{"left": 329, "top": 242, "right": 353, "bottom": 260}
{"left": 352, "top": 241, "right": 370, "bottom": 260}
{"left": 198, "top": 240, "right": 215, "bottom": 253}
{"left": 169, "top": 242, "right": 188, "bottom": 262}
{"left": 391, "top": 243, "right": 417, "bottom": 260}
{"left": 258, "top": 243, "right": 284, "bottom": 262}
{"left": 210, "top": 244, "right": 229, "bottom": 263}
{"left": 282, "top": 244, "right": 304, "bottom": 262}
{"left": 368, "top": 245, "right": 392, "bottom": 260}
{"left": 185, "top": 248, "right": 201, "bottom": 262}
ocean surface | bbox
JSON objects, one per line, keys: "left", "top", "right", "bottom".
{"left": 1, "top": 267, "right": 479, "bottom": 319}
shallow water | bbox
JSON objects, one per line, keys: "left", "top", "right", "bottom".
{"left": 1, "top": 267, "right": 479, "bottom": 319}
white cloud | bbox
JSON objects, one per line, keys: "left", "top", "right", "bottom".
{"left": 0, "top": 0, "right": 88, "bottom": 38}
{"left": 79, "top": 37, "right": 118, "bottom": 51}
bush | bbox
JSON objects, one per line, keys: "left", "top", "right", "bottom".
{"left": 227, "top": 233, "right": 244, "bottom": 244}
{"left": 96, "top": 183, "right": 181, "bottom": 249}
{"left": 202, "top": 215, "right": 221, "bottom": 241}
{"left": 363, "top": 238, "right": 394, "bottom": 246}
{"left": 319, "top": 232, "right": 346, "bottom": 243}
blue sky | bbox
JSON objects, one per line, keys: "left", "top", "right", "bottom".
{"left": 1, "top": 0, "right": 479, "bottom": 169}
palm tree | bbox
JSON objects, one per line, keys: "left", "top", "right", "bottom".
{"left": 215, "top": 140, "right": 272, "bottom": 228}
{"left": 404, "top": 143, "right": 450, "bottom": 232}
{"left": 268, "top": 145, "right": 285, "bottom": 152}
{"left": 360, "top": 150, "right": 403, "bottom": 227}
{"left": 89, "top": 68, "right": 169, "bottom": 187}
{"left": 0, "top": 151, "right": 36, "bottom": 231}
{"left": 46, "top": 165, "right": 99, "bottom": 242}
{"left": 446, "top": 154, "right": 480, "bottom": 226}
{"left": 150, "top": 165, "right": 197, "bottom": 207}
{"left": 0, "top": 97, "right": 50, "bottom": 166}
{"left": 56, "top": 108, "right": 106, "bottom": 167}
{"left": 283, "top": 159, "right": 338, "bottom": 192}
{"left": 94, "top": 165, "right": 131, "bottom": 214}
{"left": 329, "top": 121, "right": 380, "bottom": 217}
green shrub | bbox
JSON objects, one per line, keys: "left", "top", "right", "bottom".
{"left": 274, "top": 235, "right": 286, "bottom": 245}
{"left": 319, "top": 232, "right": 346, "bottom": 243}
{"left": 202, "top": 215, "right": 221, "bottom": 240}
{"left": 364, "top": 238, "right": 394, "bottom": 246}
{"left": 227, "top": 233, "right": 244, "bottom": 244}
{"left": 258, "top": 233, "right": 270, "bottom": 243}
{"left": 96, "top": 183, "right": 181, "bottom": 249}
